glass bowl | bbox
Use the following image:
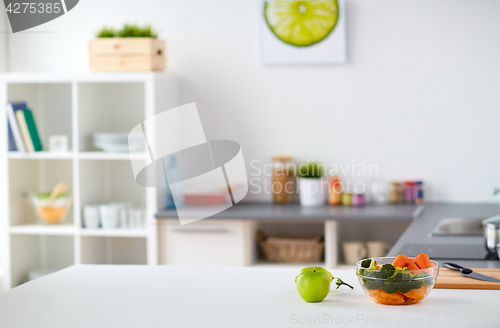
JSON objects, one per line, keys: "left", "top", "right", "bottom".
{"left": 29, "top": 193, "right": 72, "bottom": 224}
{"left": 355, "top": 257, "right": 439, "bottom": 305}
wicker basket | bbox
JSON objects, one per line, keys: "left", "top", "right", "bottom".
{"left": 257, "top": 230, "right": 324, "bottom": 263}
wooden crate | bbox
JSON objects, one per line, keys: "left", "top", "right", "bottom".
{"left": 89, "top": 38, "right": 166, "bottom": 71}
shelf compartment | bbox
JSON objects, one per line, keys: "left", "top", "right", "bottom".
{"left": 10, "top": 234, "right": 74, "bottom": 287}
{"left": 7, "top": 83, "right": 73, "bottom": 151}
{"left": 81, "top": 236, "right": 147, "bottom": 265}
{"left": 8, "top": 159, "right": 74, "bottom": 226}
{"left": 10, "top": 224, "right": 76, "bottom": 236}
{"left": 77, "top": 82, "right": 145, "bottom": 152}
{"left": 79, "top": 160, "right": 145, "bottom": 209}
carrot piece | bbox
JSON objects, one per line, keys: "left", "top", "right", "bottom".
{"left": 367, "top": 287, "right": 382, "bottom": 299}
{"left": 414, "top": 254, "right": 432, "bottom": 269}
{"left": 403, "top": 286, "right": 428, "bottom": 301}
{"left": 375, "top": 291, "right": 406, "bottom": 305}
{"left": 392, "top": 254, "right": 409, "bottom": 268}
{"left": 406, "top": 257, "right": 420, "bottom": 270}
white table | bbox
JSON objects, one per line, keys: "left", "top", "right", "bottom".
{"left": 0, "top": 265, "right": 498, "bottom": 328}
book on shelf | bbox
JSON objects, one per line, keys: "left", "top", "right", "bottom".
{"left": 15, "top": 108, "right": 43, "bottom": 152}
{"left": 6, "top": 102, "right": 28, "bottom": 152}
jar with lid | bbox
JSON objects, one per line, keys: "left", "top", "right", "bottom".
{"left": 389, "top": 181, "right": 403, "bottom": 204}
{"left": 414, "top": 181, "right": 424, "bottom": 204}
{"left": 341, "top": 192, "right": 353, "bottom": 206}
{"left": 328, "top": 175, "right": 343, "bottom": 206}
{"left": 404, "top": 181, "right": 415, "bottom": 204}
{"left": 351, "top": 193, "right": 366, "bottom": 207}
{"left": 271, "top": 156, "right": 294, "bottom": 203}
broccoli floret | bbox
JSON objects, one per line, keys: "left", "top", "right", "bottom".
{"left": 381, "top": 263, "right": 395, "bottom": 271}
{"left": 397, "top": 282, "right": 413, "bottom": 293}
{"left": 382, "top": 282, "right": 398, "bottom": 294}
{"left": 378, "top": 264, "right": 395, "bottom": 279}
{"left": 411, "top": 279, "right": 423, "bottom": 290}
{"left": 361, "top": 259, "right": 372, "bottom": 268}
{"left": 388, "top": 267, "right": 408, "bottom": 280}
{"left": 358, "top": 259, "right": 374, "bottom": 277}
{"left": 361, "top": 259, "right": 380, "bottom": 279}
{"left": 363, "top": 279, "right": 382, "bottom": 290}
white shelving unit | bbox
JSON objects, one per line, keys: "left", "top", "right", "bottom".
{"left": 0, "top": 72, "right": 179, "bottom": 291}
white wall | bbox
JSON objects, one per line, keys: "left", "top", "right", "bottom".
{"left": 0, "top": 8, "right": 7, "bottom": 71}
{"left": 5, "top": 0, "right": 500, "bottom": 202}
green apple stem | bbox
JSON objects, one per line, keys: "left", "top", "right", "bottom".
{"left": 334, "top": 278, "right": 354, "bottom": 290}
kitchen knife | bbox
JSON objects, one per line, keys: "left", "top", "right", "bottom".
{"left": 443, "top": 262, "right": 500, "bottom": 283}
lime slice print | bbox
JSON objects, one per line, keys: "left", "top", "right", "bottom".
{"left": 264, "top": 0, "right": 339, "bottom": 47}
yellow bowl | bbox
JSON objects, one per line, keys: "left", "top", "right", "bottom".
{"left": 29, "top": 193, "right": 71, "bottom": 224}
{"left": 36, "top": 206, "right": 67, "bottom": 224}
{"left": 355, "top": 257, "right": 439, "bottom": 305}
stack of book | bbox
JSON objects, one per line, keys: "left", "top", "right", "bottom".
{"left": 6, "top": 102, "right": 43, "bottom": 152}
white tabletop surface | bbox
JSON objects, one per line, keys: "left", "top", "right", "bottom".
{"left": 0, "top": 265, "right": 498, "bottom": 328}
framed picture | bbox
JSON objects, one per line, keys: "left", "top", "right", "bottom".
{"left": 260, "top": 0, "right": 346, "bottom": 65}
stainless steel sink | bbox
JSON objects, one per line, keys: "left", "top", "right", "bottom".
{"left": 430, "top": 217, "right": 484, "bottom": 236}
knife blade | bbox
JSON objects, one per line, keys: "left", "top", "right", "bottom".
{"left": 443, "top": 262, "right": 500, "bottom": 283}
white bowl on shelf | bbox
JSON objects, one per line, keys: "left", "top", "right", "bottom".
{"left": 93, "top": 132, "right": 144, "bottom": 153}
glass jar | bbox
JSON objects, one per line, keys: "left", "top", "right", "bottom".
{"left": 415, "top": 181, "right": 424, "bottom": 204}
{"left": 328, "top": 175, "right": 343, "bottom": 206}
{"left": 404, "top": 181, "right": 415, "bottom": 204}
{"left": 341, "top": 192, "right": 353, "bottom": 206}
{"left": 271, "top": 156, "right": 294, "bottom": 203}
{"left": 351, "top": 193, "right": 366, "bottom": 207}
{"left": 389, "top": 181, "right": 403, "bottom": 204}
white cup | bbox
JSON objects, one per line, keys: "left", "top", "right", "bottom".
{"left": 366, "top": 241, "right": 391, "bottom": 258}
{"left": 83, "top": 205, "right": 100, "bottom": 229}
{"left": 343, "top": 242, "right": 367, "bottom": 265}
{"left": 113, "top": 202, "right": 129, "bottom": 229}
{"left": 129, "top": 208, "right": 144, "bottom": 229}
{"left": 99, "top": 204, "right": 119, "bottom": 229}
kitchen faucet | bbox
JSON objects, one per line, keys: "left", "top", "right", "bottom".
{"left": 494, "top": 187, "right": 500, "bottom": 207}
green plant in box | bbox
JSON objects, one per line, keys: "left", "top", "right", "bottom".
{"left": 96, "top": 24, "right": 158, "bottom": 38}
{"left": 96, "top": 26, "right": 116, "bottom": 38}
{"left": 117, "top": 24, "right": 158, "bottom": 38}
{"left": 297, "top": 161, "right": 325, "bottom": 179}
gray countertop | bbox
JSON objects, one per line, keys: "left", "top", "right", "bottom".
{"left": 156, "top": 202, "right": 419, "bottom": 221}
{"left": 388, "top": 203, "right": 500, "bottom": 268}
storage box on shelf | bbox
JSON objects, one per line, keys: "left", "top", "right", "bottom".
{"left": 89, "top": 38, "right": 166, "bottom": 71}
{"left": 0, "top": 72, "right": 179, "bottom": 291}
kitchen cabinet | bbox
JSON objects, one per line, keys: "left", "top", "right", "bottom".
{"left": 158, "top": 219, "right": 256, "bottom": 266}
{"left": 158, "top": 218, "right": 342, "bottom": 268}
{"left": 157, "top": 203, "right": 418, "bottom": 268}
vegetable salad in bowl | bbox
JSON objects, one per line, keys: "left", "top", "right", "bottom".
{"left": 356, "top": 254, "right": 439, "bottom": 305}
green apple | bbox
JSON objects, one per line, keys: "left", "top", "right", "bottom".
{"left": 295, "top": 267, "right": 332, "bottom": 302}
